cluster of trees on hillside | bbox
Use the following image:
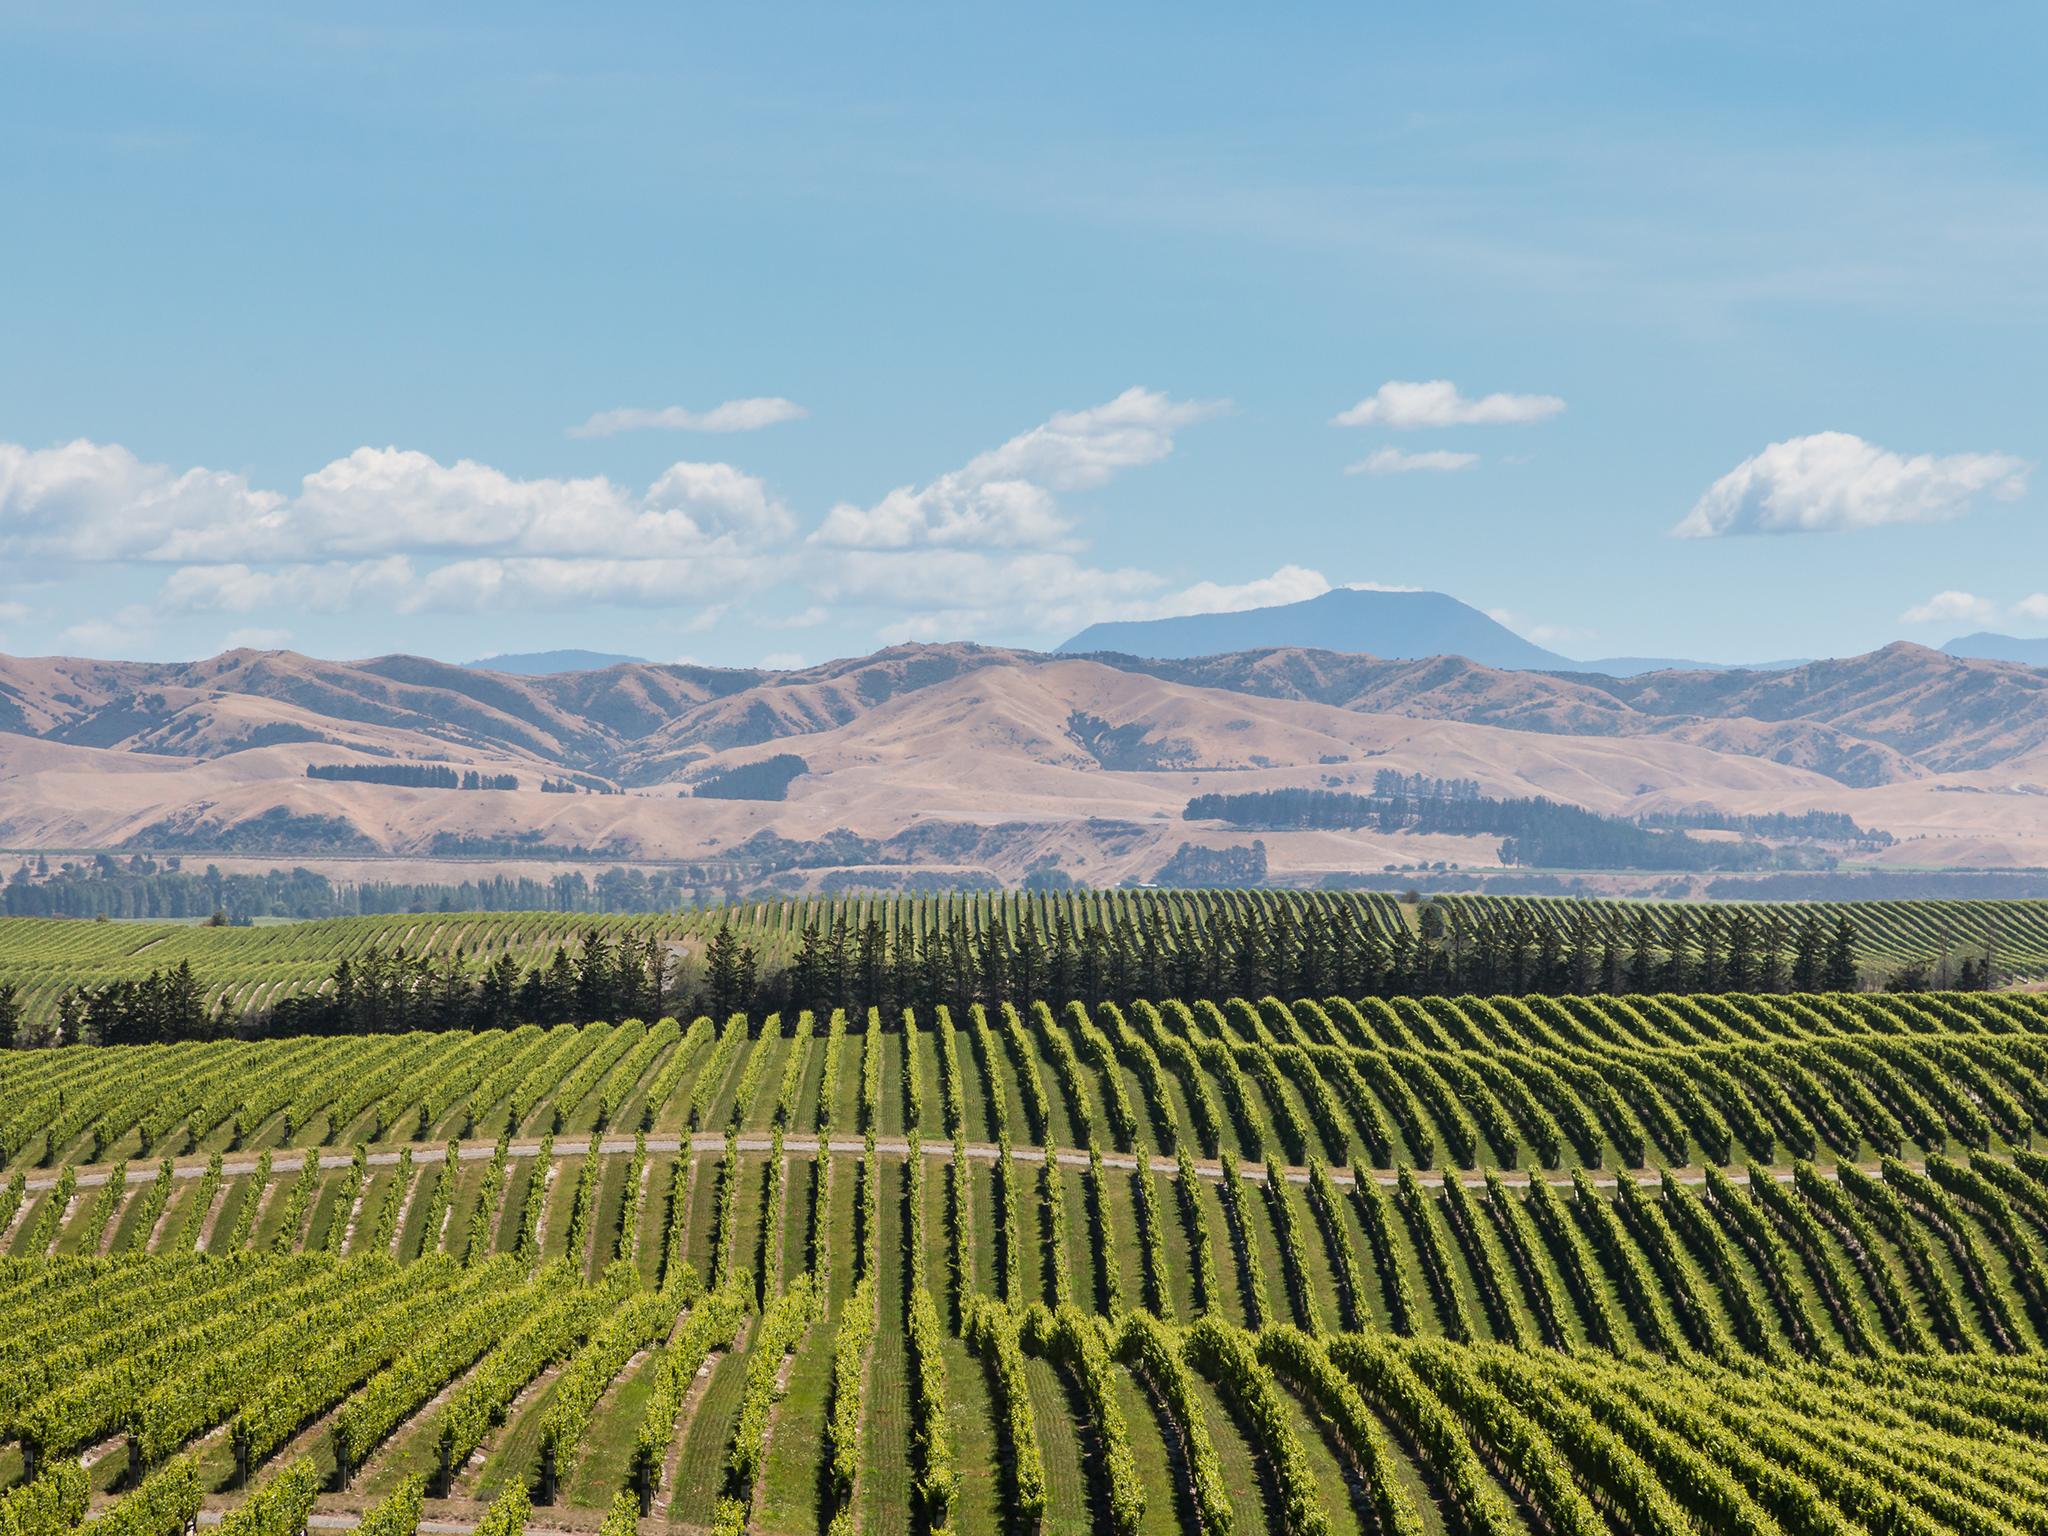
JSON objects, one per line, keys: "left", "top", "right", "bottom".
{"left": 1183, "top": 784, "right": 1825, "bottom": 873}
{"left": 1637, "top": 807, "right": 1888, "bottom": 842}
{"left": 306, "top": 762, "right": 519, "bottom": 790}
{"left": 4, "top": 857, "right": 337, "bottom": 921}
{"left": 2, "top": 858, "right": 757, "bottom": 921}
{"left": 1153, "top": 841, "right": 1268, "bottom": 887}
{"left": 691, "top": 754, "right": 809, "bottom": 801}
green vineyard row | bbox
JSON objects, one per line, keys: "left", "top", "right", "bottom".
{"left": 11, "top": 987, "right": 2048, "bottom": 1532}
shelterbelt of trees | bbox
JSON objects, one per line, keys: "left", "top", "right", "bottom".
{"left": 10, "top": 988, "right": 2048, "bottom": 1534}
{"left": 6, "top": 901, "right": 1874, "bottom": 1048}
{"left": 0, "top": 886, "right": 2026, "bottom": 1048}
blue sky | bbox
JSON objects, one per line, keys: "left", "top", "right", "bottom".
{"left": 3, "top": 2, "right": 2046, "bottom": 669}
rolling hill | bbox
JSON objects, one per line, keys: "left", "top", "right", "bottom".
{"left": 4, "top": 639, "right": 2048, "bottom": 885}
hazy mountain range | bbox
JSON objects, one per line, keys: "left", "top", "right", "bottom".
{"left": 6, "top": 614, "right": 2048, "bottom": 886}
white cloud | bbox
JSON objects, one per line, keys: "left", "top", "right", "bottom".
{"left": 0, "top": 439, "right": 283, "bottom": 562}
{"left": 759, "top": 651, "right": 806, "bottom": 671}
{"left": 401, "top": 554, "right": 787, "bottom": 613}
{"left": 1676, "top": 432, "right": 2031, "bottom": 538}
{"left": 1334, "top": 380, "right": 1564, "bottom": 430}
{"left": 1141, "top": 564, "right": 1331, "bottom": 618}
{"left": 1900, "top": 590, "right": 2000, "bottom": 626}
{"left": 0, "top": 600, "right": 29, "bottom": 626}
{"left": 1343, "top": 581, "right": 1424, "bottom": 593}
{"left": 161, "top": 558, "right": 417, "bottom": 614}
{"left": 830, "top": 549, "right": 1167, "bottom": 640}
{"left": 2013, "top": 594, "right": 2048, "bottom": 625}
{"left": 0, "top": 439, "right": 794, "bottom": 564}
{"left": 224, "top": 627, "right": 293, "bottom": 651}
{"left": 567, "top": 397, "right": 809, "bottom": 438}
{"left": 813, "top": 387, "right": 1225, "bottom": 550}
{"left": 847, "top": 558, "right": 1330, "bottom": 643}
{"left": 1345, "top": 447, "right": 1479, "bottom": 475}
{"left": 766, "top": 604, "right": 831, "bottom": 630}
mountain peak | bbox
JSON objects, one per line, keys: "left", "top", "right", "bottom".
{"left": 466, "top": 649, "right": 649, "bottom": 675}
{"left": 1058, "top": 587, "right": 1575, "bottom": 670}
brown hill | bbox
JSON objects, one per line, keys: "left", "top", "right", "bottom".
{"left": 4, "top": 640, "right": 2048, "bottom": 882}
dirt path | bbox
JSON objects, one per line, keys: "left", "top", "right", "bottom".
{"left": 94, "top": 1187, "right": 133, "bottom": 1255}
{"left": 17, "top": 1132, "right": 1943, "bottom": 1200}
{"left": 448, "top": 1360, "right": 564, "bottom": 1499}
{"left": 194, "top": 1180, "right": 230, "bottom": 1252}
{"left": 339, "top": 1178, "right": 372, "bottom": 1256}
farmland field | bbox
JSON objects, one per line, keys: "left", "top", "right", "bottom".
{"left": 9, "top": 983, "right": 2048, "bottom": 1532}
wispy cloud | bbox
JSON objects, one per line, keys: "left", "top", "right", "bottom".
{"left": 1899, "top": 589, "right": 2048, "bottom": 630}
{"left": 1334, "top": 380, "right": 1563, "bottom": 429}
{"left": 1900, "top": 590, "right": 1999, "bottom": 626}
{"left": 1142, "top": 564, "right": 1331, "bottom": 618}
{"left": 812, "top": 386, "right": 1225, "bottom": 550}
{"left": 1677, "top": 432, "right": 2030, "bottom": 538}
{"left": 1345, "top": 447, "right": 1479, "bottom": 475}
{"left": 567, "top": 397, "right": 808, "bottom": 438}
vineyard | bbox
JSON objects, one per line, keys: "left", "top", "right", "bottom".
{"left": 5, "top": 886, "right": 2048, "bottom": 1035}
{"left": 1432, "top": 890, "right": 2048, "bottom": 980}
{"left": 9, "top": 987, "right": 2048, "bottom": 1531}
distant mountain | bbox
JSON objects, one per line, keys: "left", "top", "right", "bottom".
{"left": 1060, "top": 589, "right": 1578, "bottom": 670}
{"left": 1057, "top": 589, "right": 1815, "bottom": 676}
{"left": 8, "top": 638, "right": 2048, "bottom": 878}
{"left": 1579, "top": 655, "right": 1811, "bottom": 675}
{"left": 1943, "top": 633, "right": 2048, "bottom": 667}
{"left": 467, "top": 649, "right": 647, "bottom": 675}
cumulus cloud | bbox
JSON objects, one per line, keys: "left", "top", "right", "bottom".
{"left": 812, "top": 387, "right": 1225, "bottom": 550}
{"left": 0, "top": 439, "right": 794, "bottom": 564}
{"left": 567, "top": 397, "right": 808, "bottom": 438}
{"left": 1334, "top": 380, "right": 1564, "bottom": 429}
{"left": 1345, "top": 447, "right": 1479, "bottom": 475}
{"left": 0, "top": 438, "right": 282, "bottom": 562}
{"left": 2014, "top": 594, "right": 2048, "bottom": 625}
{"left": 1676, "top": 432, "right": 2031, "bottom": 538}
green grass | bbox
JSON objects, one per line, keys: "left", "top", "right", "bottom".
{"left": 564, "top": 1337, "right": 665, "bottom": 1508}
{"left": 1186, "top": 1372, "right": 1278, "bottom": 1536}
{"left": 857, "top": 1157, "right": 914, "bottom": 1535}
{"left": 668, "top": 1342, "right": 749, "bottom": 1526}
{"left": 1023, "top": 1356, "right": 1091, "bottom": 1536}
{"left": 755, "top": 1153, "right": 855, "bottom": 1534}
{"left": 1113, "top": 1368, "right": 1200, "bottom": 1536}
